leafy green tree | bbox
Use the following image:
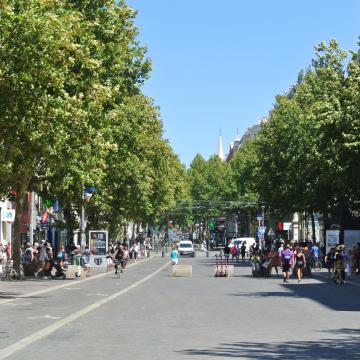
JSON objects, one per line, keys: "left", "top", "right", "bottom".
{"left": 230, "top": 140, "right": 259, "bottom": 205}
{"left": 0, "top": 0, "right": 153, "bottom": 267}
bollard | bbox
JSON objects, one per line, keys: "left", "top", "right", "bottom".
{"left": 162, "top": 248, "right": 165, "bottom": 258}
{"left": 206, "top": 250, "right": 209, "bottom": 258}
{"left": 147, "top": 250, "right": 150, "bottom": 258}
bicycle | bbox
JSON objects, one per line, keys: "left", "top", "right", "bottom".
{"left": 114, "top": 259, "right": 121, "bottom": 279}
{"left": 1, "top": 261, "right": 24, "bottom": 281}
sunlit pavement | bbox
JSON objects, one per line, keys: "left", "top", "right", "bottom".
{"left": 1, "top": 252, "right": 360, "bottom": 359}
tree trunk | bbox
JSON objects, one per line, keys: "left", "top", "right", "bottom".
{"left": 311, "top": 211, "right": 317, "bottom": 244}
{"left": 12, "top": 186, "right": 27, "bottom": 272}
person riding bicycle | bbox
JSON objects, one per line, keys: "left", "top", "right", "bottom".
{"left": 114, "top": 242, "right": 124, "bottom": 275}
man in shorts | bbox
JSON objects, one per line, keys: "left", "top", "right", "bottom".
{"left": 281, "top": 244, "right": 294, "bottom": 283}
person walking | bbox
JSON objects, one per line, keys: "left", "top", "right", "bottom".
{"left": 240, "top": 243, "right": 246, "bottom": 262}
{"left": 81, "top": 247, "right": 91, "bottom": 277}
{"left": 171, "top": 245, "right": 179, "bottom": 265}
{"left": 294, "top": 247, "right": 306, "bottom": 283}
{"left": 325, "top": 248, "right": 336, "bottom": 279}
{"left": 281, "top": 244, "right": 294, "bottom": 283}
{"left": 133, "top": 242, "right": 140, "bottom": 261}
{"left": 334, "top": 245, "right": 346, "bottom": 284}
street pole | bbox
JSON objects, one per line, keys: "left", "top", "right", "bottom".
{"left": 80, "top": 186, "right": 85, "bottom": 252}
{"left": 29, "top": 191, "right": 34, "bottom": 245}
{"left": 261, "top": 205, "right": 265, "bottom": 250}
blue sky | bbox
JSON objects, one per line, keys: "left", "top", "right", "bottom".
{"left": 126, "top": 0, "right": 360, "bottom": 167}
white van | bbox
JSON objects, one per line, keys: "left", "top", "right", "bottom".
{"left": 229, "top": 237, "right": 256, "bottom": 254}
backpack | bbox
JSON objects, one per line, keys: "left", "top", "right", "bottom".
{"left": 283, "top": 252, "right": 292, "bottom": 264}
{"left": 80, "top": 255, "right": 88, "bottom": 266}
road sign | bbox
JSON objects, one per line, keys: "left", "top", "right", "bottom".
{"left": 3, "top": 209, "right": 15, "bottom": 222}
{"left": 257, "top": 227, "right": 265, "bottom": 238}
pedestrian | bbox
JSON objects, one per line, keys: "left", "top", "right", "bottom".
{"left": 278, "top": 242, "right": 284, "bottom": 257}
{"left": 81, "top": 247, "right": 91, "bottom": 277}
{"left": 133, "top": 242, "right": 140, "bottom": 261}
{"left": 343, "top": 246, "right": 352, "bottom": 279}
{"left": 121, "top": 245, "right": 129, "bottom": 272}
{"left": 230, "top": 244, "right": 236, "bottom": 261}
{"left": 281, "top": 244, "right": 294, "bottom": 283}
{"left": 240, "top": 243, "right": 246, "bottom": 262}
{"left": 171, "top": 245, "right": 178, "bottom": 265}
{"left": 334, "top": 245, "right": 346, "bottom": 284}
{"left": 325, "top": 248, "right": 336, "bottom": 279}
{"left": 106, "top": 243, "right": 115, "bottom": 272}
{"left": 114, "top": 242, "right": 124, "bottom": 275}
{"left": 0, "top": 243, "right": 5, "bottom": 274}
{"left": 294, "top": 247, "right": 306, "bottom": 283}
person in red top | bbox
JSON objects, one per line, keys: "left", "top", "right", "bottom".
{"left": 281, "top": 244, "right": 294, "bottom": 283}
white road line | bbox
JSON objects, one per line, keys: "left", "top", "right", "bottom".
{"left": 0, "top": 257, "right": 154, "bottom": 306}
{"left": 0, "top": 261, "right": 170, "bottom": 359}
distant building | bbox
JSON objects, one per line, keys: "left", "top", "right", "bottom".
{"left": 226, "top": 118, "right": 266, "bottom": 161}
{"left": 217, "top": 130, "right": 225, "bottom": 161}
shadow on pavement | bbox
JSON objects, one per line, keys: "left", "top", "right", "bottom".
{"left": 178, "top": 328, "right": 360, "bottom": 359}
{"left": 227, "top": 276, "right": 360, "bottom": 311}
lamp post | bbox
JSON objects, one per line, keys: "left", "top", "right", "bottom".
{"left": 80, "top": 186, "right": 86, "bottom": 252}
{"left": 80, "top": 186, "right": 96, "bottom": 252}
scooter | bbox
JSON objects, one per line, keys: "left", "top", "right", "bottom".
{"left": 215, "top": 255, "right": 220, "bottom": 277}
{"left": 215, "top": 254, "right": 228, "bottom": 277}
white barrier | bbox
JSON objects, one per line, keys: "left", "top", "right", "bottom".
{"left": 172, "top": 265, "right": 192, "bottom": 277}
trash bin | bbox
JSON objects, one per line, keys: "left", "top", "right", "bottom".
{"left": 75, "top": 255, "right": 82, "bottom": 277}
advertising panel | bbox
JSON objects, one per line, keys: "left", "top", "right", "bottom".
{"left": 88, "top": 230, "right": 108, "bottom": 267}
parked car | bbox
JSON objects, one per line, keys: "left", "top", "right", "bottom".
{"left": 178, "top": 241, "right": 195, "bottom": 257}
{"left": 228, "top": 237, "right": 256, "bottom": 254}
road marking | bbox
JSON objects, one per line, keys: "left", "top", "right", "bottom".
{"left": 85, "top": 293, "right": 108, "bottom": 297}
{"left": 27, "top": 315, "right": 61, "bottom": 320}
{"left": 0, "top": 257, "right": 154, "bottom": 306}
{"left": 0, "top": 261, "right": 170, "bottom": 359}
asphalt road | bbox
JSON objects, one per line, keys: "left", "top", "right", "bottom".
{"left": 0, "top": 253, "right": 360, "bottom": 359}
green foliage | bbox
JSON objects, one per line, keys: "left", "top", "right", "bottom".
{"left": 251, "top": 39, "right": 360, "bottom": 214}
{"left": 0, "top": 0, "right": 186, "bottom": 262}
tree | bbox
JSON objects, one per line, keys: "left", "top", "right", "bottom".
{"left": 0, "top": 0, "right": 153, "bottom": 267}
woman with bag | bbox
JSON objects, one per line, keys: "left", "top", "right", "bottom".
{"left": 294, "top": 247, "right": 306, "bottom": 283}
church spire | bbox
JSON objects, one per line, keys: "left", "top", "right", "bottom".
{"left": 217, "top": 129, "right": 225, "bottom": 161}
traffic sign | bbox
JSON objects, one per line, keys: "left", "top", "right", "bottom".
{"left": 3, "top": 209, "right": 15, "bottom": 222}
{"left": 257, "top": 226, "right": 265, "bottom": 238}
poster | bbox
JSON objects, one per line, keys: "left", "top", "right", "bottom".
{"left": 88, "top": 230, "right": 108, "bottom": 267}
{"left": 325, "top": 230, "right": 340, "bottom": 254}
{"left": 344, "top": 230, "right": 360, "bottom": 250}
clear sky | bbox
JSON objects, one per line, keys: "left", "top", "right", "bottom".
{"left": 126, "top": 0, "right": 360, "bottom": 167}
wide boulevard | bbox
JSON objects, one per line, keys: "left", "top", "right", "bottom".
{"left": 0, "top": 253, "right": 359, "bottom": 359}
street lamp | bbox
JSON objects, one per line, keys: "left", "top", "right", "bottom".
{"left": 80, "top": 186, "right": 96, "bottom": 251}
